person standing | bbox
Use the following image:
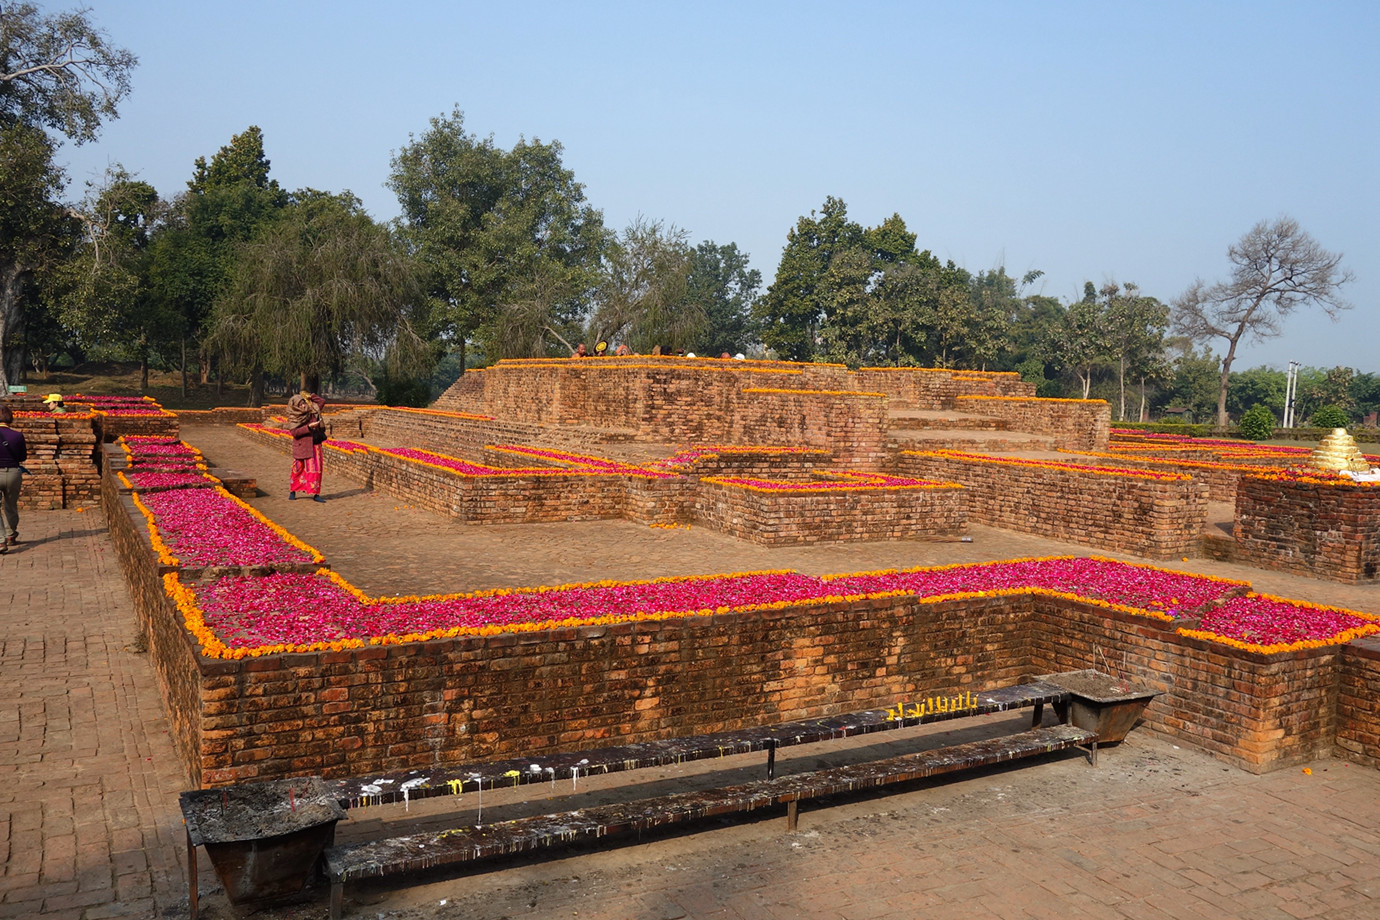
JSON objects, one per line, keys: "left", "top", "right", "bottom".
{"left": 285, "top": 391, "right": 327, "bottom": 503}
{"left": 0, "top": 407, "right": 27, "bottom": 554}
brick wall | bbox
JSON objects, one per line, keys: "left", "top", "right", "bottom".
{"left": 95, "top": 460, "right": 1380, "bottom": 785}
{"left": 730, "top": 389, "right": 889, "bottom": 469}
{"left": 896, "top": 451, "right": 1208, "bottom": 559}
{"left": 176, "top": 407, "right": 274, "bottom": 425}
{"left": 1234, "top": 476, "right": 1380, "bottom": 583}
{"left": 955, "top": 396, "right": 1110, "bottom": 451}
{"left": 1066, "top": 451, "right": 1274, "bottom": 504}
{"left": 431, "top": 359, "right": 872, "bottom": 449}
{"left": 184, "top": 592, "right": 1037, "bottom": 787}
{"left": 1028, "top": 596, "right": 1340, "bottom": 772}
{"left": 99, "top": 456, "right": 207, "bottom": 778}
{"left": 695, "top": 479, "right": 967, "bottom": 545}
{"left": 1338, "top": 639, "right": 1380, "bottom": 768}
{"left": 95, "top": 413, "right": 179, "bottom": 442}
{"left": 0, "top": 410, "right": 101, "bottom": 509}
{"left": 854, "top": 368, "right": 1035, "bottom": 410}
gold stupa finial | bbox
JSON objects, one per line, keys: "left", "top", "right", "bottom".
{"left": 1306, "top": 428, "right": 1371, "bottom": 473}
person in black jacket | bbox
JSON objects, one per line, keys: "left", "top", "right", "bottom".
{"left": 0, "top": 407, "right": 27, "bottom": 553}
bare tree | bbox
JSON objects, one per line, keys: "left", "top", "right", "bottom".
{"left": 1173, "top": 217, "right": 1353, "bottom": 427}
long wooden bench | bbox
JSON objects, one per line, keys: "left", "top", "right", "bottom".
{"left": 314, "top": 681, "right": 1097, "bottom": 918}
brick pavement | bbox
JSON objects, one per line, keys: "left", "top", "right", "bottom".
{"left": 0, "top": 424, "right": 1377, "bottom": 919}
{"left": 0, "top": 510, "right": 188, "bottom": 919}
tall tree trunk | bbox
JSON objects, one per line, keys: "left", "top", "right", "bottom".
{"left": 180, "top": 338, "right": 188, "bottom": 399}
{"left": 249, "top": 365, "right": 264, "bottom": 408}
{"left": 1216, "top": 337, "right": 1242, "bottom": 428}
{"left": 0, "top": 265, "right": 28, "bottom": 394}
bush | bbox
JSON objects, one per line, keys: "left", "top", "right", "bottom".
{"left": 1310, "top": 405, "right": 1351, "bottom": 430}
{"left": 1237, "top": 405, "right": 1276, "bottom": 441}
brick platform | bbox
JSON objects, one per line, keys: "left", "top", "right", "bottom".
{"left": 896, "top": 450, "right": 1209, "bottom": 559}
{"left": 1234, "top": 474, "right": 1380, "bottom": 583}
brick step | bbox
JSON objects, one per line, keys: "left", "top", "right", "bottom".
{"left": 888, "top": 410, "right": 1009, "bottom": 432}
{"left": 888, "top": 429, "right": 1057, "bottom": 453}
{"left": 324, "top": 724, "right": 1097, "bottom": 916}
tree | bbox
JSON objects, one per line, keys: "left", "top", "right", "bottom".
{"left": 588, "top": 217, "right": 697, "bottom": 353}
{"left": 0, "top": 123, "right": 72, "bottom": 386}
{"left": 208, "top": 192, "right": 426, "bottom": 405}
{"left": 1226, "top": 366, "right": 1287, "bottom": 421}
{"left": 684, "top": 241, "right": 761, "bottom": 357}
{"left": 0, "top": 3, "right": 136, "bottom": 142}
{"left": 388, "top": 108, "right": 607, "bottom": 369}
{"left": 0, "top": 3, "right": 136, "bottom": 391}
{"left": 159, "top": 126, "right": 290, "bottom": 391}
{"left": 1100, "top": 282, "right": 1169, "bottom": 421}
{"left": 1158, "top": 338, "right": 1220, "bottom": 422}
{"left": 756, "top": 196, "right": 862, "bottom": 360}
{"left": 50, "top": 168, "right": 174, "bottom": 389}
{"left": 815, "top": 245, "right": 879, "bottom": 365}
{"left": 1172, "top": 217, "right": 1353, "bottom": 427}
{"left": 1043, "top": 284, "right": 1109, "bottom": 399}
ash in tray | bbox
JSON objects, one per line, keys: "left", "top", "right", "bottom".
{"left": 181, "top": 777, "right": 346, "bottom": 844}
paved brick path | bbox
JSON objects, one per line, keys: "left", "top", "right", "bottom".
{"left": 0, "top": 423, "right": 1377, "bottom": 918}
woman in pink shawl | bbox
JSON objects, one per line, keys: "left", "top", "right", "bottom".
{"left": 285, "top": 391, "right": 327, "bottom": 502}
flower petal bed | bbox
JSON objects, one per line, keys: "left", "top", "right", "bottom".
{"left": 136, "top": 487, "right": 323, "bottom": 568}
{"left": 1184, "top": 593, "right": 1380, "bottom": 653}
{"left": 824, "top": 556, "right": 1244, "bottom": 618}
{"left": 913, "top": 449, "right": 1192, "bottom": 482}
{"left": 161, "top": 553, "right": 1377, "bottom": 661}
{"left": 120, "top": 470, "right": 217, "bottom": 491}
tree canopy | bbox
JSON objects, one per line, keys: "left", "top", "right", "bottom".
{"left": 1173, "top": 216, "right": 1353, "bottom": 426}
{"left": 388, "top": 107, "right": 608, "bottom": 368}
{"left": 208, "top": 191, "right": 426, "bottom": 404}
{"left": 0, "top": 3, "right": 135, "bottom": 391}
{"left": 0, "top": 2, "right": 136, "bottom": 143}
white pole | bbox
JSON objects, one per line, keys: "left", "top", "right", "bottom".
{"left": 1285, "top": 364, "right": 1293, "bottom": 428}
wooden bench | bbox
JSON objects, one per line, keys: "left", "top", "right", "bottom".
{"left": 314, "top": 681, "right": 1097, "bottom": 918}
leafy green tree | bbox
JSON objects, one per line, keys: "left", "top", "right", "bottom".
{"left": 1310, "top": 405, "right": 1350, "bottom": 429}
{"left": 153, "top": 126, "right": 290, "bottom": 392}
{"left": 588, "top": 217, "right": 696, "bottom": 353}
{"left": 1349, "top": 372, "right": 1380, "bottom": 421}
{"left": 389, "top": 108, "right": 608, "bottom": 368}
{"left": 1226, "top": 366, "right": 1286, "bottom": 421}
{"left": 756, "top": 196, "right": 863, "bottom": 360}
{"left": 50, "top": 169, "right": 177, "bottom": 389}
{"left": 684, "top": 241, "right": 760, "bottom": 357}
{"left": 0, "top": 3, "right": 136, "bottom": 390}
{"left": 0, "top": 124, "right": 73, "bottom": 386}
{"left": 1307, "top": 366, "right": 1355, "bottom": 411}
{"left": 815, "top": 246, "right": 879, "bottom": 366}
{"left": 1043, "top": 284, "right": 1109, "bottom": 399}
{"left": 1101, "top": 282, "right": 1169, "bottom": 421}
{"left": 1173, "top": 217, "right": 1353, "bottom": 426}
{"left": 1157, "top": 338, "right": 1221, "bottom": 422}
{"left": 208, "top": 191, "right": 427, "bottom": 405}
{"left": 858, "top": 255, "right": 945, "bottom": 366}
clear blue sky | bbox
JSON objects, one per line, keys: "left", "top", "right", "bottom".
{"left": 57, "top": 1, "right": 1378, "bottom": 373}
